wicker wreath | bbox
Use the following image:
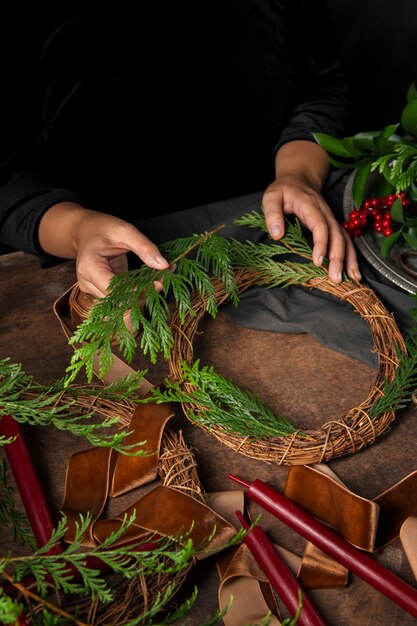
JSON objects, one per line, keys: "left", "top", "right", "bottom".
{"left": 83, "top": 426, "right": 204, "bottom": 626}
{"left": 169, "top": 268, "right": 407, "bottom": 465}
{"left": 26, "top": 374, "right": 204, "bottom": 624}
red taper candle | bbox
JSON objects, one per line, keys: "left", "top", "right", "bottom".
{"left": 229, "top": 474, "right": 417, "bottom": 619}
{"left": 0, "top": 412, "right": 161, "bottom": 599}
{"left": 235, "top": 510, "right": 326, "bottom": 626}
{"left": 0, "top": 413, "right": 61, "bottom": 552}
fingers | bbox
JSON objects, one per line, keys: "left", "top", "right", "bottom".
{"left": 75, "top": 220, "right": 170, "bottom": 298}
{"left": 262, "top": 187, "right": 285, "bottom": 240}
{"left": 262, "top": 183, "right": 361, "bottom": 283}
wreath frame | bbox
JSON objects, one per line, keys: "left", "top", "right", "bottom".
{"left": 168, "top": 268, "right": 407, "bottom": 465}
{"left": 81, "top": 427, "right": 204, "bottom": 626}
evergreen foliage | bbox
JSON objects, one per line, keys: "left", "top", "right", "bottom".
{"left": 370, "top": 292, "right": 417, "bottom": 416}
{"left": 148, "top": 360, "right": 298, "bottom": 438}
{"left": 0, "top": 358, "right": 147, "bottom": 453}
{"left": 65, "top": 214, "right": 327, "bottom": 384}
{"left": 0, "top": 460, "right": 35, "bottom": 549}
{"left": 0, "top": 511, "right": 228, "bottom": 625}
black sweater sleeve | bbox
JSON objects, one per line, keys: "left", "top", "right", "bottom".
{"left": 276, "top": 0, "right": 350, "bottom": 149}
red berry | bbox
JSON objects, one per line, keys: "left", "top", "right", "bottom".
{"left": 381, "top": 218, "right": 391, "bottom": 228}
{"left": 348, "top": 210, "right": 359, "bottom": 221}
{"left": 374, "top": 213, "right": 383, "bottom": 222}
{"left": 363, "top": 200, "right": 372, "bottom": 209}
{"left": 358, "top": 209, "right": 368, "bottom": 220}
{"left": 383, "top": 212, "right": 392, "bottom": 220}
{"left": 374, "top": 223, "right": 384, "bottom": 233}
{"left": 353, "top": 229, "right": 362, "bottom": 236}
{"left": 371, "top": 198, "right": 380, "bottom": 207}
{"left": 387, "top": 194, "right": 396, "bottom": 202}
{"left": 383, "top": 227, "right": 394, "bottom": 236}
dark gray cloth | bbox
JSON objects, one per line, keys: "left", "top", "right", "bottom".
{"left": 135, "top": 185, "right": 415, "bottom": 370}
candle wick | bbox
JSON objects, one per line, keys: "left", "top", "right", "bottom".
{"left": 228, "top": 473, "right": 250, "bottom": 488}
{"left": 235, "top": 509, "right": 250, "bottom": 529}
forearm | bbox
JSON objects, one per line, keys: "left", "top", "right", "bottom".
{"left": 274, "top": 140, "right": 331, "bottom": 191}
{"left": 38, "top": 202, "right": 99, "bottom": 258}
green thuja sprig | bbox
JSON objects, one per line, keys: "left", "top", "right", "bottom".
{"left": 148, "top": 360, "right": 297, "bottom": 438}
{"left": 233, "top": 212, "right": 316, "bottom": 261}
{"left": 0, "top": 460, "right": 35, "bottom": 549}
{"left": 66, "top": 227, "right": 238, "bottom": 383}
{"left": 0, "top": 358, "right": 147, "bottom": 454}
{"left": 370, "top": 293, "right": 417, "bottom": 416}
{"left": 371, "top": 142, "right": 417, "bottom": 193}
{"left": 0, "top": 512, "right": 241, "bottom": 626}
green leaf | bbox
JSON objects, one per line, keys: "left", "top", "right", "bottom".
{"left": 313, "top": 132, "right": 356, "bottom": 158}
{"left": 407, "top": 81, "right": 417, "bottom": 103}
{"left": 373, "top": 124, "right": 400, "bottom": 151}
{"left": 352, "top": 131, "right": 381, "bottom": 151}
{"left": 352, "top": 162, "right": 372, "bottom": 208}
{"left": 402, "top": 231, "right": 417, "bottom": 250}
{"left": 380, "top": 229, "right": 402, "bottom": 257}
{"left": 342, "top": 136, "right": 366, "bottom": 157}
{"left": 371, "top": 175, "right": 395, "bottom": 198}
{"left": 327, "top": 155, "right": 356, "bottom": 169}
{"left": 401, "top": 99, "right": 417, "bottom": 138}
{"left": 410, "top": 183, "right": 417, "bottom": 202}
{"left": 404, "top": 218, "right": 417, "bottom": 228}
{"left": 391, "top": 197, "right": 405, "bottom": 223}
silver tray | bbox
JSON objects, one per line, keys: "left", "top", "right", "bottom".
{"left": 343, "top": 173, "right": 417, "bottom": 293}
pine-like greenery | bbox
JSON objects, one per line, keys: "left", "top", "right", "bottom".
{"left": 0, "top": 460, "right": 35, "bottom": 550}
{"left": 0, "top": 511, "right": 234, "bottom": 625}
{"left": 66, "top": 214, "right": 328, "bottom": 384}
{"left": 65, "top": 228, "right": 239, "bottom": 383}
{"left": 0, "top": 358, "right": 147, "bottom": 454}
{"left": 370, "top": 293, "right": 417, "bottom": 416}
{"left": 147, "top": 360, "right": 298, "bottom": 438}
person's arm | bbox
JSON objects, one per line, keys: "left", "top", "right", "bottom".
{"left": 262, "top": 141, "right": 360, "bottom": 283}
{"left": 261, "top": 0, "right": 359, "bottom": 282}
{"left": 38, "top": 202, "right": 169, "bottom": 298}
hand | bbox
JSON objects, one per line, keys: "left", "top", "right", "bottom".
{"left": 38, "top": 203, "right": 170, "bottom": 298}
{"left": 262, "top": 142, "right": 361, "bottom": 283}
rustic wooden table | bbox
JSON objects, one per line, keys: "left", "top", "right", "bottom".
{"left": 1, "top": 250, "right": 417, "bottom": 625}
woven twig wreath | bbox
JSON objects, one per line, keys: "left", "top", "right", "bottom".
{"left": 83, "top": 427, "right": 204, "bottom": 626}
{"left": 26, "top": 385, "right": 203, "bottom": 625}
{"left": 169, "top": 268, "right": 407, "bottom": 465}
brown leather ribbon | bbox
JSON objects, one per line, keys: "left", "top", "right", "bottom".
{"left": 284, "top": 464, "right": 417, "bottom": 587}
{"left": 54, "top": 284, "right": 291, "bottom": 622}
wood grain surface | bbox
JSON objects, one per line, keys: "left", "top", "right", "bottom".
{"left": 1, "top": 251, "right": 417, "bottom": 625}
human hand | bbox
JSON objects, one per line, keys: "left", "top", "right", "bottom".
{"left": 38, "top": 203, "right": 170, "bottom": 298}
{"left": 262, "top": 142, "right": 361, "bottom": 283}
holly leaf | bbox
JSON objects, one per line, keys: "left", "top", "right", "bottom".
{"left": 313, "top": 132, "right": 356, "bottom": 158}
{"left": 380, "top": 229, "right": 402, "bottom": 257}
{"left": 407, "top": 81, "right": 417, "bottom": 103}
{"left": 352, "top": 131, "right": 381, "bottom": 151}
{"left": 352, "top": 162, "right": 372, "bottom": 208}
{"left": 373, "top": 124, "right": 400, "bottom": 151}
{"left": 402, "top": 230, "right": 417, "bottom": 250}
{"left": 342, "top": 136, "right": 367, "bottom": 158}
{"left": 401, "top": 99, "right": 417, "bottom": 138}
{"left": 371, "top": 175, "right": 395, "bottom": 199}
{"left": 391, "top": 197, "right": 405, "bottom": 223}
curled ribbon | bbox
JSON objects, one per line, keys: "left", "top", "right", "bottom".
{"left": 284, "top": 464, "right": 417, "bottom": 587}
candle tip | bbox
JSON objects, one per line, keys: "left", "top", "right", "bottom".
{"left": 235, "top": 510, "right": 250, "bottom": 529}
{"left": 228, "top": 474, "right": 250, "bottom": 488}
